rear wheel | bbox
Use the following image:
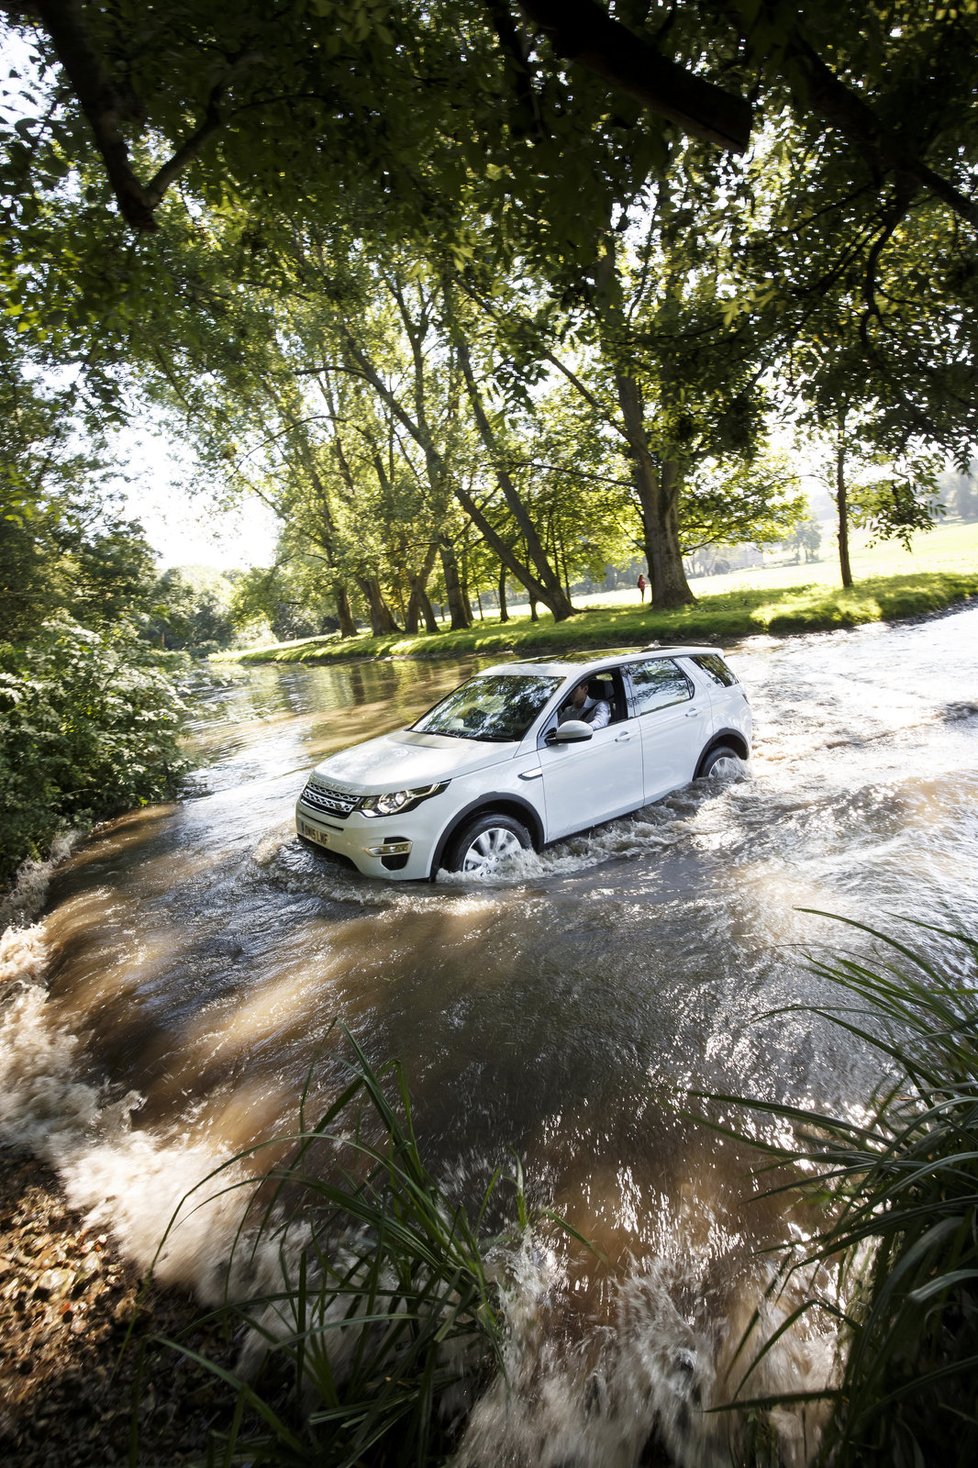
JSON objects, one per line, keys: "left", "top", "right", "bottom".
{"left": 698, "top": 743, "right": 740, "bottom": 778}
{"left": 447, "top": 812, "right": 532, "bottom": 876}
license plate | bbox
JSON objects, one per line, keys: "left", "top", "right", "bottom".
{"left": 300, "top": 820, "right": 331, "bottom": 848}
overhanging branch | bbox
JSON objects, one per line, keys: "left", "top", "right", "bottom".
{"left": 25, "top": 0, "right": 239, "bottom": 229}
{"left": 787, "top": 29, "right": 978, "bottom": 232}
{"left": 516, "top": 0, "right": 752, "bottom": 153}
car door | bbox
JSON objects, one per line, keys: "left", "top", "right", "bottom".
{"left": 685, "top": 652, "right": 752, "bottom": 745}
{"left": 536, "top": 669, "right": 644, "bottom": 840}
{"left": 626, "top": 657, "right": 708, "bottom": 802}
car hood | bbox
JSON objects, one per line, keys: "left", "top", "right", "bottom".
{"left": 310, "top": 729, "right": 519, "bottom": 793}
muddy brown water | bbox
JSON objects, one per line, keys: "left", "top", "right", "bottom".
{"left": 3, "top": 608, "right": 977, "bottom": 1466}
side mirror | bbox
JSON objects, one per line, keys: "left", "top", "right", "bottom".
{"left": 548, "top": 719, "right": 593, "bottom": 744}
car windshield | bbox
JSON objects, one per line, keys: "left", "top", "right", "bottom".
{"left": 412, "top": 673, "right": 563, "bottom": 742}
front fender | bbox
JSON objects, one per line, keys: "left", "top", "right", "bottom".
{"left": 430, "top": 792, "right": 544, "bottom": 878}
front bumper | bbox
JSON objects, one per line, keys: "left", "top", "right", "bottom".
{"left": 295, "top": 800, "right": 436, "bottom": 880}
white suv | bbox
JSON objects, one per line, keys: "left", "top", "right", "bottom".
{"left": 295, "top": 647, "right": 751, "bottom": 880}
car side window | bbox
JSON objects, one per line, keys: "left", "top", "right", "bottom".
{"left": 584, "top": 671, "right": 623, "bottom": 724}
{"left": 629, "top": 658, "right": 693, "bottom": 715}
{"left": 538, "top": 668, "right": 626, "bottom": 743}
{"left": 690, "top": 653, "right": 738, "bottom": 688}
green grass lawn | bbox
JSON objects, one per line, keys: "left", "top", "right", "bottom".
{"left": 568, "top": 517, "right": 978, "bottom": 611}
{"left": 227, "top": 519, "right": 978, "bottom": 666}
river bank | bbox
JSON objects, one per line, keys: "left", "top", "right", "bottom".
{"left": 224, "top": 571, "right": 978, "bottom": 667}
{"left": 0, "top": 1156, "right": 236, "bottom": 1466}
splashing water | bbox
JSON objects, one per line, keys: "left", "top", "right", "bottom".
{"left": 3, "top": 608, "right": 978, "bottom": 1462}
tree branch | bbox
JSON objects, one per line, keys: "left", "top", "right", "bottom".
{"left": 31, "top": 0, "right": 158, "bottom": 229}
{"left": 26, "top": 0, "right": 242, "bottom": 229}
{"left": 516, "top": 0, "right": 751, "bottom": 153}
{"left": 482, "top": 0, "right": 544, "bottom": 140}
{"left": 787, "top": 29, "right": 978, "bottom": 232}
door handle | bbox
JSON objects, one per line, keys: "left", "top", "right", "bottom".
{"left": 615, "top": 732, "right": 633, "bottom": 742}
{"left": 684, "top": 709, "right": 700, "bottom": 718}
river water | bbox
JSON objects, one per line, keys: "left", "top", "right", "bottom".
{"left": 3, "top": 607, "right": 978, "bottom": 1465}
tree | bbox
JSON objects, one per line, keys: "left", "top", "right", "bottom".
{"left": 808, "top": 407, "right": 942, "bottom": 587}
{"left": 784, "top": 517, "right": 822, "bottom": 565}
{"left": 143, "top": 568, "right": 237, "bottom": 650}
{"left": 443, "top": 283, "right": 577, "bottom": 619}
{"left": 0, "top": 0, "right": 747, "bottom": 240}
{"left": 458, "top": 143, "right": 795, "bottom": 609}
{"left": 939, "top": 464, "right": 978, "bottom": 523}
{"left": 0, "top": 325, "right": 185, "bottom": 884}
{"left": 9, "top": 1, "right": 975, "bottom": 247}
{"left": 0, "top": 333, "right": 164, "bottom": 637}
{"left": 737, "top": 85, "right": 978, "bottom": 497}
{"left": 5, "top": 1, "right": 976, "bottom": 624}
{"left": 228, "top": 562, "right": 340, "bottom": 642}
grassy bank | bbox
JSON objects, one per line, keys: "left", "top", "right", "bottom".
{"left": 226, "top": 569, "right": 978, "bottom": 667}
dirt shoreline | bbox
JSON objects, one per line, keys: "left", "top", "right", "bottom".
{"left": 0, "top": 1154, "right": 236, "bottom": 1465}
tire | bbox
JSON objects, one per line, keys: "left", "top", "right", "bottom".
{"left": 698, "top": 743, "right": 740, "bottom": 778}
{"left": 447, "top": 812, "right": 532, "bottom": 876}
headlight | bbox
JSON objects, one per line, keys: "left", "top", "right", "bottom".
{"left": 360, "top": 782, "right": 448, "bottom": 817}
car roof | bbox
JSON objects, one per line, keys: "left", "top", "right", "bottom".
{"left": 479, "top": 646, "right": 725, "bottom": 678}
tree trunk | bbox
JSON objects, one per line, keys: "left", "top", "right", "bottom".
{"left": 335, "top": 583, "right": 358, "bottom": 638}
{"left": 558, "top": 531, "right": 571, "bottom": 602}
{"left": 439, "top": 539, "right": 471, "bottom": 629}
{"left": 419, "top": 591, "right": 439, "bottom": 633}
{"left": 356, "top": 576, "right": 401, "bottom": 635}
{"left": 644, "top": 457, "right": 696, "bottom": 610}
{"left": 405, "top": 542, "right": 439, "bottom": 633}
{"left": 593, "top": 228, "right": 695, "bottom": 612}
{"left": 498, "top": 566, "right": 509, "bottom": 622}
{"left": 444, "top": 287, "right": 576, "bottom": 620}
{"left": 616, "top": 374, "right": 696, "bottom": 610}
{"left": 836, "top": 440, "right": 853, "bottom": 589}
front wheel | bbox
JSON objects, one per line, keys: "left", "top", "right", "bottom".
{"left": 447, "top": 812, "right": 532, "bottom": 877}
{"left": 698, "top": 743, "right": 741, "bottom": 778}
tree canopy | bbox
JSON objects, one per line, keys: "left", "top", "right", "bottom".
{"left": 1, "top": 0, "right": 975, "bottom": 615}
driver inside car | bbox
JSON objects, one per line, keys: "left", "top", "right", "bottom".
{"left": 559, "top": 679, "right": 611, "bottom": 730}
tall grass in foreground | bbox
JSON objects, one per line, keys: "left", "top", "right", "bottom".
{"left": 147, "top": 1036, "right": 538, "bottom": 1468}
{"left": 707, "top": 915, "right": 978, "bottom": 1467}
{"left": 145, "top": 920, "right": 978, "bottom": 1467}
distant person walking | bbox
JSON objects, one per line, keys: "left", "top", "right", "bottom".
{"left": 637, "top": 573, "right": 647, "bottom": 603}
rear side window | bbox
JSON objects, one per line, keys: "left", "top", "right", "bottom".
{"left": 691, "top": 654, "right": 738, "bottom": 688}
{"left": 629, "top": 658, "right": 693, "bottom": 715}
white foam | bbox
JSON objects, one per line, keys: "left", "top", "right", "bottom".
{"left": 458, "top": 1244, "right": 836, "bottom": 1468}
{"left": 0, "top": 921, "right": 50, "bottom": 992}
{"left": 0, "top": 925, "right": 285, "bottom": 1307}
{"left": 0, "top": 832, "right": 79, "bottom": 933}
{"left": 57, "top": 1130, "right": 295, "bottom": 1303}
{"left": 0, "top": 980, "right": 112, "bottom": 1151}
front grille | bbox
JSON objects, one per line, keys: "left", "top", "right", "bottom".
{"left": 300, "top": 781, "right": 360, "bottom": 819}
